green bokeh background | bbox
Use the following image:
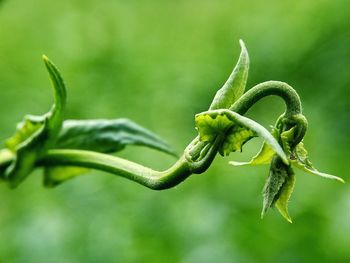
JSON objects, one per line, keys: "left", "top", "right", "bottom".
{"left": 0, "top": 0, "right": 349, "bottom": 262}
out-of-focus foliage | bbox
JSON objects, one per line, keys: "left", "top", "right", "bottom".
{"left": 0, "top": 0, "right": 349, "bottom": 262}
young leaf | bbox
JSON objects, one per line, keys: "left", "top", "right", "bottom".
{"left": 195, "top": 112, "right": 234, "bottom": 142}
{"left": 44, "top": 166, "right": 89, "bottom": 187}
{"left": 280, "top": 127, "right": 296, "bottom": 155}
{"left": 275, "top": 170, "right": 295, "bottom": 223}
{"left": 195, "top": 109, "right": 288, "bottom": 163}
{"left": 292, "top": 142, "right": 344, "bottom": 183}
{"left": 44, "top": 118, "right": 177, "bottom": 186}
{"left": 5, "top": 115, "right": 45, "bottom": 151}
{"left": 261, "top": 157, "right": 289, "bottom": 218}
{"left": 42, "top": 55, "right": 67, "bottom": 135}
{"left": 4, "top": 56, "right": 66, "bottom": 187}
{"left": 56, "top": 119, "right": 177, "bottom": 156}
{"left": 229, "top": 128, "right": 279, "bottom": 166}
{"left": 209, "top": 40, "right": 249, "bottom": 110}
{"left": 0, "top": 149, "right": 14, "bottom": 180}
{"left": 230, "top": 142, "right": 274, "bottom": 166}
{"left": 220, "top": 126, "right": 256, "bottom": 156}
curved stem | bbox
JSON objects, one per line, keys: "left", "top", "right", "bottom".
{"left": 230, "top": 81, "right": 302, "bottom": 117}
{"left": 37, "top": 136, "right": 222, "bottom": 190}
{"left": 40, "top": 150, "right": 189, "bottom": 190}
{"left": 187, "top": 135, "right": 224, "bottom": 173}
{"left": 0, "top": 81, "right": 304, "bottom": 189}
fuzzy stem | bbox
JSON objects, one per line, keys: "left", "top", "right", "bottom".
{"left": 38, "top": 135, "right": 222, "bottom": 189}
{"left": 40, "top": 150, "right": 189, "bottom": 190}
{"left": 36, "top": 82, "right": 302, "bottom": 188}
{"left": 230, "top": 81, "right": 302, "bottom": 117}
{"left": 0, "top": 81, "right": 303, "bottom": 189}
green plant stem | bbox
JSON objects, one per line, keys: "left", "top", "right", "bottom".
{"left": 41, "top": 150, "right": 189, "bottom": 190}
{"left": 0, "top": 81, "right": 303, "bottom": 188}
{"left": 39, "top": 136, "right": 222, "bottom": 189}
{"left": 230, "top": 81, "right": 302, "bottom": 117}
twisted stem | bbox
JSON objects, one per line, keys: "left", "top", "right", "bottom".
{"left": 0, "top": 81, "right": 303, "bottom": 188}
{"left": 38, "top": 135, "right": 223, "bottom": 190}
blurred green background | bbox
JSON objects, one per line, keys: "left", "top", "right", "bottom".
{"left": 0, "top": 0, "right": 349, "bottom": 262}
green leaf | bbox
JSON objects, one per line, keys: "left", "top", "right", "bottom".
{"left": 292, "top": 142, "right": 344, "bottom": 183}
{"left": 275, "top": 171, "right": 295, "bottom": 223}
{"left": 220, "top": 126, "right": 256, "bottom": 156}
{"left": 230, "top": 142, "right": 275, "bottom": 166}
{"left": 44, "top": 166, "right": 89, "bottom": 187}
{"left": 261, "top": 157, "right": 289, "bottom": 218}
{"left": 42, "top": 55, "right": 67, "bottom": 135}
{"left": 4, "top": 56, "right": 66, "bottom": 187}
{"left": 195, "top": 111, "right": 233, "bottom": 141}
{"left": 56, "top": 119, "right": 177, "bottom": 156}
{"left": 5, "top": 115, "right": 45, "bottom": 151}
{"left": 230, "top": 128, "right": 279, "bottom": 166}
{"left": 195, "top": 109, "right": 288, "bottom": 163}
{"left": 44, "top": 118, "right": 177, "bottom": 186}
{"left": 280, "top": 126, "right": 296, "bottom": 155}
{"left": 209, "top": 40, "right": 249, "bottom": 110}
{"left": 0, "top": 149, "right": 14, "bottom": 180}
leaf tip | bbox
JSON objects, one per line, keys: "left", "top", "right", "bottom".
{"left": 42, "top": 54, "right": 50, "bottom": 65}
{"left": 282, "top": 213, "right": 293, "bottom": 223}
{"left": 239, "top": 39, "right": 246, "bottom": 50}
{"left": 42, "top": 55, "right": 58, "bottom": 73}
{"left": 277, "top": 205, "right": 293, "bottom": 223}
{"left": 337, "top": 177, "right": 346, "bottom": 184}
{"left": 42, "top": 54, "right": 54, "bottom": 71}
{"left": 238, "top": 39, "right": 249, "bottom": 64}
{"left": 261, "top": 205, "right": 269, "bottom": 219}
